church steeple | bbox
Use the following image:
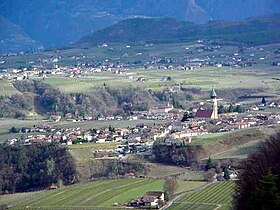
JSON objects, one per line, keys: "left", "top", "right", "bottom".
{"left": 210, "top": 87, "right": 217, "bottom": 99}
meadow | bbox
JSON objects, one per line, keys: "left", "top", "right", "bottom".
{"left": 0, "top": 178, "right": 206, "bottom": 210}
{"left": 168, "top": 181, "right": 235, "bottom": 210}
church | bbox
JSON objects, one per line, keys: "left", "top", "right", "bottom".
{"left": 195, "top": 88, "right": 220, "bottom": 120}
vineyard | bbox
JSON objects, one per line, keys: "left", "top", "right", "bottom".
{"left": 168, "top": 181, "right": 235, "bottom": 210}
{"left": 9, "top": 179, "right": 161, "bottom": 209}
{"left": 4, "top": 178, "right": 206, "bottom": 210}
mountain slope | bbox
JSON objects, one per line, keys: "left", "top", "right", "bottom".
{"left": 0, "top": 0, "right": 279, "bottom": 48}
{"left": 0, "top": 16, "right": 42, "bottom": 53}
{"left": 76, "top": 14, "right": 280, "bottom": 47}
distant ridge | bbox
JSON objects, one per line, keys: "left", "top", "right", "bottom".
{"left": 0, "top": 16, "right": 42, "bottom": 53}
{"left": 1, "top": 0, "right": 279, "bottom": 47}
{"left": 75, "top": 14, "right": 280, "bottom": 48}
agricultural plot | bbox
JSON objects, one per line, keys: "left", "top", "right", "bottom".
{"left": 5, "top": 179, "right": 206, "bottom": 210}
{"left": 68, "top": 142, "right": 120, "bottom": 163}
{"left": 10, "top": 179, "right": 161, "bottom": 209}
{"left": 168, "top": 181, "right": 235, "bottom": 210}
{"left": 34, "top": 65, "right": 280, "bottom": 97}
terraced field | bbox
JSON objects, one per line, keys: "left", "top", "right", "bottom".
{"left": 168, "top": 181, "right": 235, "bottom": 210}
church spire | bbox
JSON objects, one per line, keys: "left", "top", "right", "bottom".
{"left": 210, "top": 87, "right": 217, "bottom": 99}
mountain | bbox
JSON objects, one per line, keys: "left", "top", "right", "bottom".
{"left": 0, "top": 16, "right": 42, "bottom": 53}
{"left": 76, "top": 14, "right": 280, "bottom": 47}
{"left": 197, "top": 0, "right": 280, "bottom": 21}
{"left": 0, "top": 0, "right": 279, "bottom": 48}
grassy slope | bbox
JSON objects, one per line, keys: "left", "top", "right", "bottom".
{"left": 168, "top": 181, "right": 235, "bottom": 210}
{"left": 2, "top": 179, "right": 206, "bottom": 209}
{"left": 194, "top": 125, "right": 280, "bottom": 159}
{"left": 0, "top": 79, "right": 19, "bottom": 96}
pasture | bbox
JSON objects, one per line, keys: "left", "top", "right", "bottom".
{"left": 168, "top": 181, "right": 235, "bottom": 210}
{"left": 2, "top": 179, "right": 206, "bottom": 210}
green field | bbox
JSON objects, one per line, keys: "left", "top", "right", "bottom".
{"left": 32, "top": 65, "right": 280, "bottom": 95}
{"left": 68, "top": 142, "right": 120, "bottom": 163}
{"left": 0, "top": 179, "right": 206, "bottom": 210}
{"left": 168, "top": 181, "right": 235, "bottom": 210}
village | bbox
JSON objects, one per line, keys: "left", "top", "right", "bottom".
{"left": 1, "top": 40, "right": 279, "bottom": 82}
{"left": 4, "top": 88, "right": 280, "bottom": 161}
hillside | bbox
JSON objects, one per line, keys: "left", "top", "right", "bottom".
{"left": 0, "top": 0, "right": 279, "bottom": 48}
{"left": 0, "top": 80, "right": 160, "bottom": 118}
{"left": 76, "top": 14, "right": 280, "bottom": 47}
{"left": 0, "top": 16, "right": 42, "bottom": 52}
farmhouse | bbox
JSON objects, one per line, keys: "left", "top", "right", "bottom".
{"left": 127, "top": 191, "right": 165, "bottom": 208}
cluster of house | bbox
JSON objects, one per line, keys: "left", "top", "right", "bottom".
{"left": 3, "top": 84, "right": 280, "bottom": 159}
{"left": 127, "top": 191, "right": 165, "bottom": 209}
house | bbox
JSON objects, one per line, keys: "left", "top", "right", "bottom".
{"left": 127, "top": 191, "right": 165, "bottom": 208}
{"left": 233, "top": 121, "right": 251, "bottom": 129}
{"left": 125, "top": 173, "right": 136, "bottom": 178}
{"left": 49, "top": 184, "right": 58, "bottom": 190}
{"left": 149, "top": 103, "right": 174, "bottom": 114}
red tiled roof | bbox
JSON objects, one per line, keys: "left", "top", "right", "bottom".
{"left": 195, "top": 109, "right": 213, "bottom": 118}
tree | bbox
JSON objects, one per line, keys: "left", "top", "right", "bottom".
{"left": 46, "top": 158, "right": 55, "bottom": 176}
{"left": 218, "top": 105, "right": 225, "bottom": 114}
{"left": 9, "top": 127, "right": 18, "bottom": 133}
{"left": 163, "top": 178, "right": 178, "bottom": 199}
{"left": 234, "top": 105, "right": 244, "bottom": 113}
{"left": 181, "top": 112, "right": 193, "bottom": 122}
{"left": 234, "top": 132, "right": 280, "bottom": 210}
{"left": 246, "top": 171, "right": 280, "bottom": 210}
{"left": 205, "top": 157, "right": 213, "bottom": 171}
{"left": 261, "top": 97, "right": 266, "bottom": 105}
{"left": 205, "top": 169, "right": 216, "bottom": 182}
{"left": 223, "top": 168, "right": 230, "bottom": 181}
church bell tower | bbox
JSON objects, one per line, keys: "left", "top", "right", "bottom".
{"left": 210, "top": 87, "right": 218, "bottom": 119}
